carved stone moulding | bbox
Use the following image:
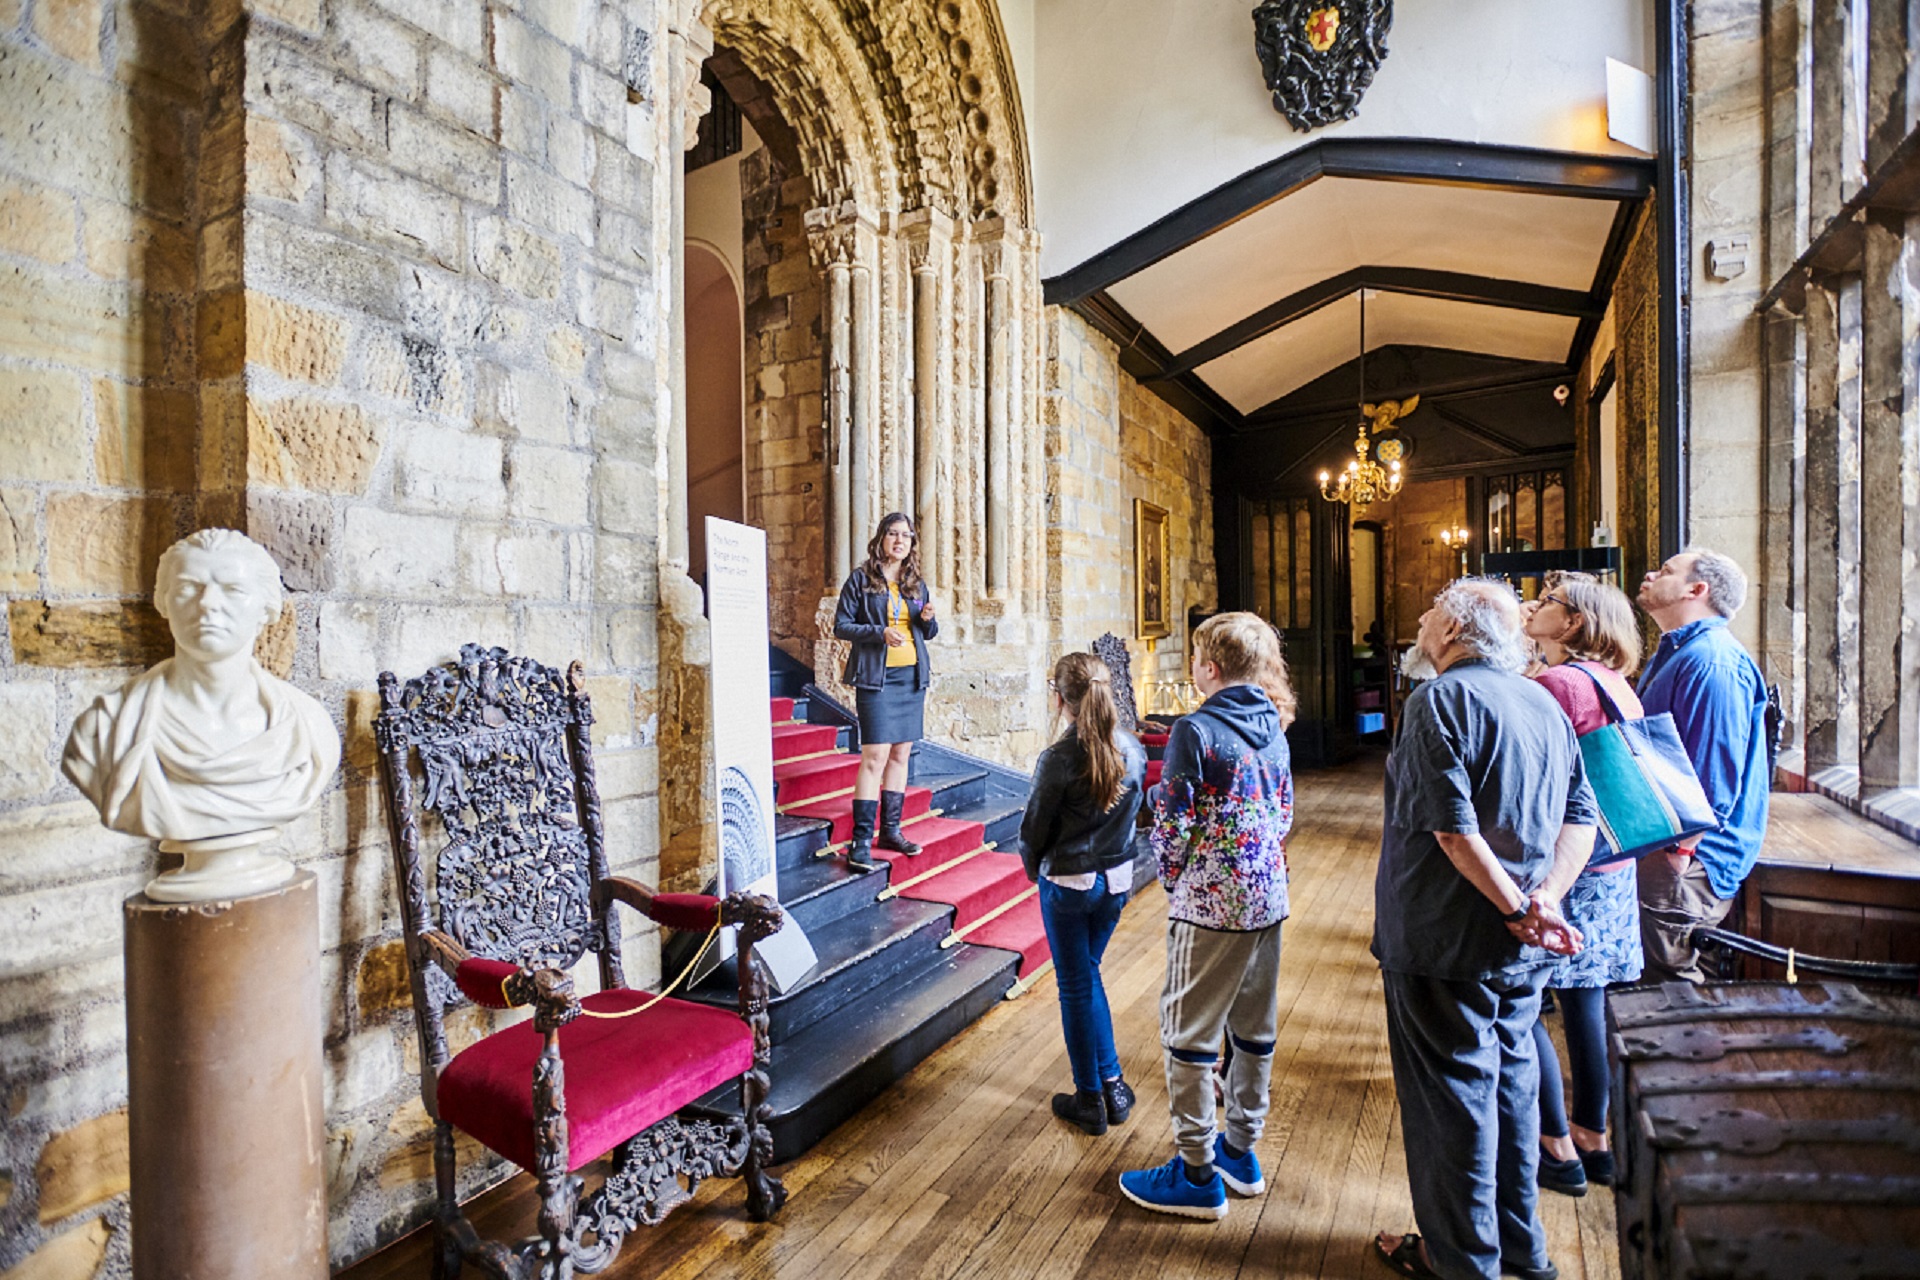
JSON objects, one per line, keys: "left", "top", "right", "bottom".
{"left": 1252, "top": 0, "right": 1393, "bottom": 132}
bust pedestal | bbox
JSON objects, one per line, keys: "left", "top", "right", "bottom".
{"left": 124, "top": 871, "right": 327, "bottom": 1279}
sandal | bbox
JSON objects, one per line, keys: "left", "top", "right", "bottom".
{"left": 1374, "top": 1231, "right": 1440, "bottom": 1279}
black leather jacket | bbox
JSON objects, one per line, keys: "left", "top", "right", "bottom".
{"left": 1019, "top": 727, "right": 1148, "bottom": 881}
{"left": 832, "top": 571, "right": 938, "bottom": 691}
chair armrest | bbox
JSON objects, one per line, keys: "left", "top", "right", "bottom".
{"left": 719, "top": 891, "right": 784, "bottom": 945}
{"left": 423, "top": 928, "right": 580, "bottom": 1032}
{"left": 594, "top": 876, "right": 729, "bottom": 932}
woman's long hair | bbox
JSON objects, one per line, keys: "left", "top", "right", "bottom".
{"left": 860, "top": 512, "right": 923, "bottom": 594}
{"left": 1555, "top": 577, "right": 1643, "bottom": 677}
{"left": 1053, "top": 652, "right": 1126, "bottom": 812}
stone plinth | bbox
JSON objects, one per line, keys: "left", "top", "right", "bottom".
{"left": 125, "top": 870, "right": 326, "bottom": 1279}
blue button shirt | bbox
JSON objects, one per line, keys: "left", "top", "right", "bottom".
{"left": 1636, "top": 617, "right": 1770, "bottom": 898}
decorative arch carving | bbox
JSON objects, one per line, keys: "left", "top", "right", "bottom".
{"left": 696, "top": 0, "right": 1032, "bottom": 223}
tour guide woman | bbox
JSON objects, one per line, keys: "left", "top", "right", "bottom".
{"left": 832, "top": 513, "right": 937, "bottom": 867}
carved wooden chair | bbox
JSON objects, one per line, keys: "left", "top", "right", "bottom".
{"left": 375, "top": 644, "right": 786, "bottom": 1280}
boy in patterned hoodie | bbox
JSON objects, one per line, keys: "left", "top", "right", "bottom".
{"left": 1119, "top": 612, "right": 1295, "bottom": 1220}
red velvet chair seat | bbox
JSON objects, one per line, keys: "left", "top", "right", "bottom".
{"left": 1145, "top": 759, "right": 1164, "bottom": 788}
{"left": 438, "top": 990, "right": 754, "bottom": 1171}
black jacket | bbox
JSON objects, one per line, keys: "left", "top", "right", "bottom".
{"left": 1019, "top": 726, "right": 1148, "bottom": 881}
{"left": 832, "top": 571, "right": 938, "bottom": 691}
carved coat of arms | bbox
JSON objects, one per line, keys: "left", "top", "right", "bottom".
{"left": 1252, "top": 0, "right": 1393, "bottom": 132}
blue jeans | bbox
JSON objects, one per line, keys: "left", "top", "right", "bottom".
{"left": 1039, "top": 872, "right": 1128, "bottom": 1092}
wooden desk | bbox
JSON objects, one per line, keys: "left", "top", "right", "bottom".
{"left": 1735, "top": 793, "right": 1920, "bottom": 982}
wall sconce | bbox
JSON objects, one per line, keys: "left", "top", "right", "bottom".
{"left": 1437, "top": 524, "right": 1471, "bottom": 576}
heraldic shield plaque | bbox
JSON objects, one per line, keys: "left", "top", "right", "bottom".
{"left": 1252, "top": 0, "right": 1394, "bottom": 132}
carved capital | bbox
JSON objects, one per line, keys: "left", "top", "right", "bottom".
{"left": 805, "top": 204, "right": 871, "bottom": 271}
{"left": 978, "top": 239, "right": 1011, "bottom": 282}
{"left": 669, "top": 12, "right": 715, "bottom": 145}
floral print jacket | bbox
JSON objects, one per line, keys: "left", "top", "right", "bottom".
{"left": 1151, "top": 684, "right": 1293, "bottom": 932}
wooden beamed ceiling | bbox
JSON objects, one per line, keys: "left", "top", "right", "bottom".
{"left": 1041, "top": 138, "right": 1653, "bottom": 445}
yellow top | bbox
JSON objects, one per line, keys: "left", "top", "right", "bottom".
{"left": 885, "top": 582, "right": 916, "bottom": 667}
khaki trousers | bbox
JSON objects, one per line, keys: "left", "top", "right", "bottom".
{"left": 1636, "top": 852, "right": 1733, "bottom": 984}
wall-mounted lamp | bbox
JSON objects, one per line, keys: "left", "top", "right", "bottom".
{"left": 1437, "top": 524, "right": 1471, "bottom": 576}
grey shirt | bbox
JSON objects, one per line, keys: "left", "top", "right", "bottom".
{"left": 1371, "top": 659, "right": 1599, "bottom": 981}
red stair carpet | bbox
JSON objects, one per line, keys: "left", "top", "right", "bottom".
{"left": 768, "top": 698, "right": 1050, "bottom": 980}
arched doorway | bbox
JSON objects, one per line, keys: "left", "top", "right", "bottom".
{"left": 685, "top": 242, "right": 744, "bottom": 588}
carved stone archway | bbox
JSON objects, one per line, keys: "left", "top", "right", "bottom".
{"left": 656, "top": 0, "right": 1048, "bottom": 890}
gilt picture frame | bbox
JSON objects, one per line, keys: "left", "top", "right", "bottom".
{"left": 1134, "top": 498, "right": 1171, "bottom": 640}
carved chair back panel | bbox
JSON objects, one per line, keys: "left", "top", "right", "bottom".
{"left": 378, "top": 646, "right": 606, "bottom": 1003}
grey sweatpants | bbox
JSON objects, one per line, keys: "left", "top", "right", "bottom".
{"left": 1159, "top": 919, "right": 1283, "bottom": 1168}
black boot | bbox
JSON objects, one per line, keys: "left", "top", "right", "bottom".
{"left": 1103, "top": 1077, "right": 1135, "bottom": 1125}
{"left": 1051, "top": 1089, "right": 1109, "bottom": 1136}
{"left": 846, "top": 798, "right": 878, "bottom": 869}
{"left": 875, "top": 789, "right": 921, "bottom": 854}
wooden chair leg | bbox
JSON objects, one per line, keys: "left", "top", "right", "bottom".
{"left": 432, "top": 1123, "right": 465, "bottom": 1280}
{"left": 740, "top": 1065, "right": 787, "bottom": 1222}
{"left": 531, "top": 1035, "right": 580, "bottom": 1280}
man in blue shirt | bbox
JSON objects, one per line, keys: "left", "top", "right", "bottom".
{"left": 1635, "top": 549, "right": 1771, "bottom": 983}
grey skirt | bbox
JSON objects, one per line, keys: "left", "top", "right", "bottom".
{"left": 857, "top": 663, "right": 926, "bottom": 744}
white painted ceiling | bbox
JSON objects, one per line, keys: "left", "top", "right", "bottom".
{"left": 1194, "top": 290, "right": 1582, "bottom": 415}
{"left": 1098, "top": 175, "right": 1621, "bottom": 415}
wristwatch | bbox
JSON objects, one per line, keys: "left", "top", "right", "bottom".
{"left": 1500, "top": 905, "right": 1528, "bottom": 923}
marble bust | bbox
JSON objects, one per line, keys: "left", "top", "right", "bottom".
{"left": 62, "top": 529, "right": 340, "bottom": 902}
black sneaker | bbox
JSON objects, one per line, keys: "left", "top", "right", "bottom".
{"left": 1537, "top": 1151, "right": 1587, "bottom": 1198}
{"left": 1502, "top": 1261, "right": 1560, "bottom": 1280}
{"left": 1103, "top": 1077, "right": 1135, "bottom": 1125}
{"left": 1051, "top": 1089, "right": 1108, "bottom": 1136}
{"left": 1578, "top": 1147, "right": 1615, "bottom": 1187}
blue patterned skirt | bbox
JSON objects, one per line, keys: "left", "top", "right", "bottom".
{"left": 1545, "top": 865, "right": 1643, "bottom": 988}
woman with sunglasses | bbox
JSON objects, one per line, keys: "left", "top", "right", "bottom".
{"left": 1519, "top": 574, "right": 1645, "bottom": 1197}
{"left": 832, "top": 513, "right": 939, "bottom": 868}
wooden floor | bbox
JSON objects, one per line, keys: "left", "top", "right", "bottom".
{"left": 342, "top": 758, "right": 1620, "bottom": 1280}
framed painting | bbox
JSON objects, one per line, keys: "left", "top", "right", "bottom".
{"left": 1134, "top": 498, "right": 1171, "bottom": 640}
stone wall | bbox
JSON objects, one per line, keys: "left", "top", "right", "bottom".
{"left": 0, "top": 0, "right": 674, "bottom": 1272}
{"left": 1045, "top": 308, "right": 1217, "bottom": 705}
{"left": 1688, "top": 0, "right": 1770, "bottom": 660}
{"left": 1373, "top": 477, "right": 1470, "bottom": 646}
{"left": 738, "top": 144, "right": 827, "bottom": 662}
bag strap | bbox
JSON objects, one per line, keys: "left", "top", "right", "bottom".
{"left": 1567, "top": 661, "right": 1631, "bottom": 726}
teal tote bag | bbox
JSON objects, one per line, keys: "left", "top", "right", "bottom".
{"left": 1568, "top": 664, "right": 1719, "bottom": 867}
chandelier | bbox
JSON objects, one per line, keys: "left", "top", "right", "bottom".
{"left": 1318, "top": 290, "right": 1407, "bottom": 511}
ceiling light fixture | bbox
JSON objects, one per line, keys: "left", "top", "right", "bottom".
{"left": 1318, "top": 290, "right": 1408, "bottom": 512}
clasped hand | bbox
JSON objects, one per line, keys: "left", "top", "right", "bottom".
{"left": 1504, "top": 892, "right": 1584, "bottom": 956}
{"left": 883, "top": 626, "right": 910, "bottom": 647}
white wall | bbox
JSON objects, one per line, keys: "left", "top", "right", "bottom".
{"left": 1032, "top": 0, "right": 1652, "bottom": 276}
{"left": 685, "top": 118, "right": 762, "bottom": 288}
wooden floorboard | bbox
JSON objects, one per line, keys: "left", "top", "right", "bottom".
{"left": 337, "top": 757, "right": 1619, "bottom": 1279}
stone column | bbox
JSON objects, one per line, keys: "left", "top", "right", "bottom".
{"left": 126, "top": 874, "right": 327, "bottom": 1279}
{"left": 808, "top": 210, "right": 855, "bottom": 586}
{"left": 982, "top": 235, "right": 1011, "bottom": 597}
{"left": 901, "top": 210, "right": 950, "bottom": 587}
{"left": 1802, "top": 282, "right": 1842, "bottom": 770}
{"left": 851, "top": 249, "right": 877, "bottom": 543}
{"left": 664, "top": 8, "right": 714, "bottom": 571}
{"left": 1856, "top": 215, "right": 1920, "bottom": 790}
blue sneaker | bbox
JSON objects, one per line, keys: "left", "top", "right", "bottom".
{"left": 1118, "top": 1156, "right": 1228, "bottom": 1220}
{"left": 1213, "top": 1134, "right": 1265, "bottom": 1196}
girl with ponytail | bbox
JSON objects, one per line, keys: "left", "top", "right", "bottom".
{"left": 1020, "top": 652, "right": 1148, "bottom": 1136}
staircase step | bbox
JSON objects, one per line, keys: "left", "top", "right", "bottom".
{"left": 684, "top": 942, "right": 1019, "bottom": 1162}
{"left": 777, "top": 855, "right": 884, "bottom": 931}
{"left": 867, "top": 815, "right": 987, "bottom": 871}
{"left": 769, "top": 695, "right": 796, "bottom": 723}
{"left": 690, "top": 896, "right": 954, "bottom": 1042}
{"left": 911, "top": 763, "right": 989, "bottom": 812}
{"left": 782, "top": 785, "right": 933, "bottom": 842}
{"left": 773, "top": 722, "right": 840, "bottom": 761}
{"left": 773, "top": 753, "right": 862, "bottom": 806}
{"left": 894, "top": 850, "right": 1029, "bottom": 931}
{"left": 774, "top": 813, "right": 831, "bottom": 868}
{"left": 954, "top": 891, "right": 1049, "bottom": 978}
{"left": 938, "top": 794, "right": 1028, "bottom": 849}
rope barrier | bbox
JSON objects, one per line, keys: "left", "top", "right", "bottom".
{"left": 501, "top": 917, "right": 726, "bottom": 1021}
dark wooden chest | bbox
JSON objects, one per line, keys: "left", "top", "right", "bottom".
{"left": 1609, "top": 981, "right": 1920, "bottom": 1280}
